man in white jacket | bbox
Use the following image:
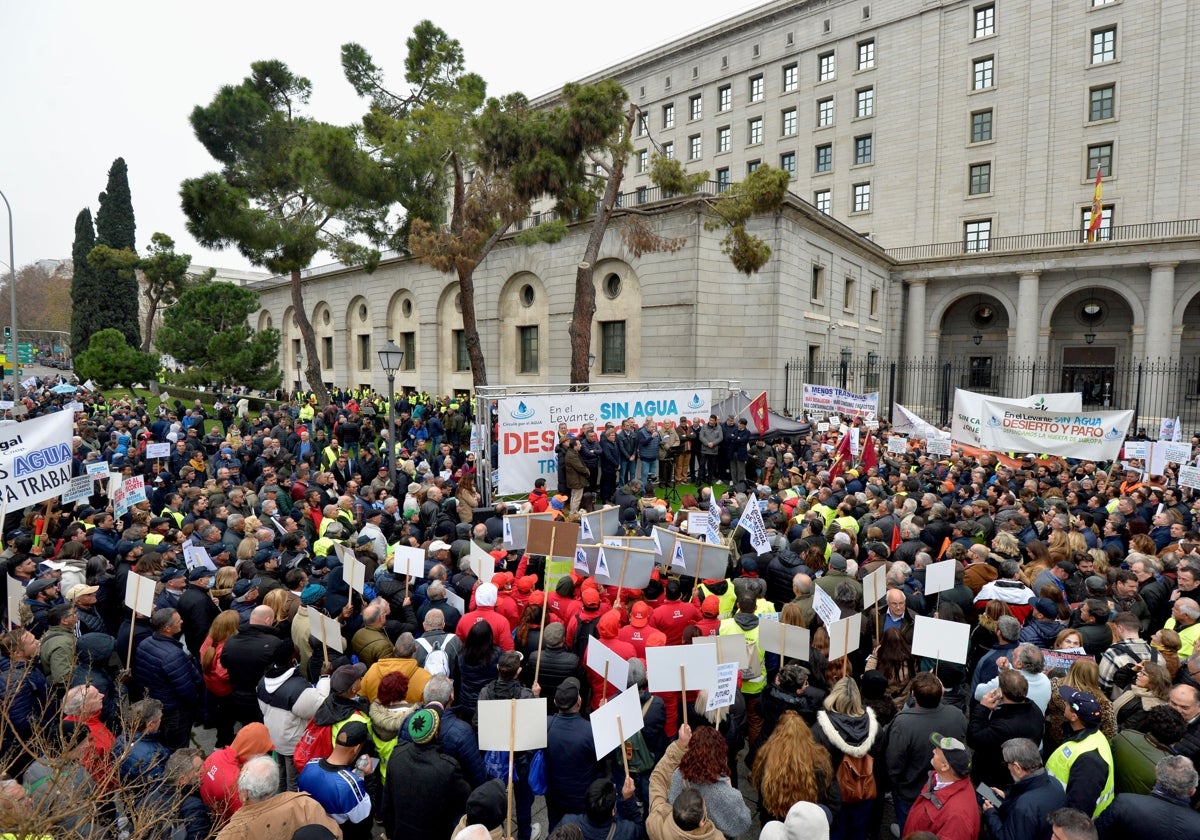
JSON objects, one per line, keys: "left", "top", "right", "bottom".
{"left": 257, "top": 638, "right": 329, "bottom": 791}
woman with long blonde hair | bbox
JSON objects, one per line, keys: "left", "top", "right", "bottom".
{"left": 211, "top": 566, "right": 238, "bottom": 611}
{"left": 199, "top": 610, "right": 240, "bottom": 747}
{"left": 814, "top": 678, "right": 879, "bottom": 840}
{"left": 1044, "top": 658, "right": 1116, "bottom": 752}
{"left": 751, "top": 710, "right": 835, "bottom": 822}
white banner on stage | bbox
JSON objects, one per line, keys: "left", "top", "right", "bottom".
{"left": 951, "top": 389, "right": 1082, "bottom": 448}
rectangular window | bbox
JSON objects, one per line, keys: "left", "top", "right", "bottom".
{"left": 853, "top": 182, "right": 871, "bottom": 212}
{"left": 689, "top": 134, "right": 702, "bottom": 159}
{"left": 718, "top": 85, "right": 732, "bottom": 111}
{"left": 716, "top": 167, "right": 731, "bottom": 192}
{"left": 971, "top": 109, "right": 993, "bottom": 142}
{"left": 662, "top": 103, "right": 675, "bottom": 128}
{"left": 869, "top": 288, "right": 880, "bottom": 317}
{"left": 749, "top": 74, "right": 764, "bottom": 102}
{"left": 662, "top": 141, "right": 674, "bottom": 160}
{"left": 1092, "top": 0, "right": 1116, "bottom": 5}
{"left": 1092, "top": 27, "right": 1116, "bottom": 64}
{"left": 817, "top": 97, "right": 834, "bottom": 127}
{"left": 856, "top": 87, "right": 874, "bottom": 118}
{"left": 689, "top": 94, "right": 702, "bottom": 121}
{"left": 292, "top": 338, "right": 301, "bottom": 362}
{"left": 637, "top": 149, "right": 648, "bottom": 173}
{"left": 717, "top": 126, "right": 731, "bottom": 152}
{"left": 969, "top": 356, "right": 993, "bottom": 388}
{"left": 1089, "top": 85, "right": 1114, "bottom": 121}
{"left": 637, "top": 114, "right": 648, "bottom": 136}
{"left": 321, "top": 336, "right": 333, "bottom": 369}
{"left": 1082, "top": 205, "right": 1114, "bottom": 240}
{"left": 453, "top": 330, "right": 469, "bottom": 372}
{"left": 600, "top": 321, "right": 626, "bottom": 375}
{"left": 357, "top": 334, "right": 371, "bottom": 370}
{"left": 965, "top": 219, "right": 992, "bottom": 252}
{"left": 843, "top": 277, "right": 856, "bottom": 311}
{"left": 969, "top": 162, "right": 992, "bottom": 194}
{"left": 811, "top": 265, "right": 825, "bottom": 301}
{"left": 781, "top": 108, "right": 797, "bottom": 136}
{"left": 973, "top": 57, "right": 994, "bottom": 90}
{"left": 747, "top": 159, "right": 761, "bottom": 174}
{"left": 518, "top": 326, "right": 538, "bottom": 374}
{"left": 400, "top": 332, "right": 415, "bottom": 370}
{"left": 780, "top": 151, "right": 796, "bottom": 178}
{"left": 782, "top": 64, "right": 798, "bottom": 92}
{"left": 854, "top": 134, "right": 873, "bottom": 165}
{"left": 818, "top": 51, "right": 836, "bottom": 81}
{"left": 974, "top": 4, "right": 995, "bottom": 38}
{"left": 815, "top": 143, "right": 832, "bottom": 173}
{"left": 1088, "top": 142, "right": 1113, "bottom": 177}
{"left": 748, "top": 117, "right": 763, "bottom": 145}
{"left": 636, "top": 186, "right": 647, "bottom": 204}
{"left": 814, "top": 189, "right": 831, "bottom": 213}
{"left": 857, "top": 40, "right": 875, "bottom": 70}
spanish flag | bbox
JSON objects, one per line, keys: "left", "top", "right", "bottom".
{"left": 1086, "top": 164, "right": 1104, "bottom": 242}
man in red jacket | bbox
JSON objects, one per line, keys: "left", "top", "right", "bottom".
{"left": 456, "top": 582, "right": 515, "bottom": 651}
{"left": 695, "top": 596, "right": 722, "bottom": 637}
{"left": 566, "top": 585, "right": 608, "bottom": 649}
{"left": 586, "top": 610, "right": 637, "bottom": 710}
{"left": 651, "top": 580, "right": 702, "bottom": 645}
{"left": 618, "top": 601, "right": 655, "bottom": 659}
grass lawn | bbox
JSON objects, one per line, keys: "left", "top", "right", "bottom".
{"left": 95, "top": 385, "right": 280, "bottom": 436}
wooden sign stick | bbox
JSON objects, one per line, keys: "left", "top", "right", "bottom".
{"left": 506, "top": 698, "right": 516, "bottom": 840}
{"left": 603, "top": 662, "right": 610, "bottom": 697}
{"left": 126, "top": 574, "right": 141, "bottom": 671}
{"left": 615, "top": 553, "right": 628, "bottom": 607}
{"left": 842, "top": 619, "right": 851, "bottom": 674}
{"left": 533, "top": 530, "right": 556, "bottom": 688}
{"left": 617, "top": 718, "right": 630, "bottom": 777}
{"left": 680, "top": 665, "right": 689, "bottom": 727}
{"left": 875, "top": 600, "right": 881, "bottom": 644}
{"left": 317, "top": 613, "right": 330, "bottom": 668}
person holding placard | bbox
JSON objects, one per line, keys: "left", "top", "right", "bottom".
{"left": 718, "top": 593, "right": 769, "bottom": 746}
{"left": 558, "top": 776, "right": 644, "bottom": 840}
{"left": 646, "top": 724, "right": 724, "bottom": 840}
{"left": 546, "top": 677, "right": 600, "bottom": 830}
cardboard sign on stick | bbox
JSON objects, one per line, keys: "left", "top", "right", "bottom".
{"left": 586, "top": 636, "right": 630, "bottom": 692}
{"left": 580, "top": 506, "right": 621, "bottom": 542}
{"left": 826, "top": 613, "right": 862, "bottom": 661}
{"left": 912, "top": 616, "right": 970, "bottom": 665}
{"left": 757, "top": 622, "right": 811, "bottom": 661}
{"left": 477, "top": 698, "right": 549, "bottom": 752}
{"left": 924, "top": 559, "right": 957, "bottom": 596}
{"left": 526, "top": 518, "right": 580, "bottom": 558}
{"left": 7, "top": 576, "right": 24, "bottom": 629}
{"left": 468, "top": 541, "right": 496, "bottom": 583}
{"left": 343, "top": 552, "right": 368, "bottom": 596}
{"left": 590, "top": 687, "right": 646, "bottom": 762}
{"left": 691, "top": 634, "right": 750, "bottom": 669}
{"left": 182, "top": 545, "right": 216, "bottom": 571}
{"left": 145, "top": 442, "right": 171, "bottom": 459}
{"left": 862, "top": 566, "right": 888, "bottom": 606}
{"left": 672, "top": 535, "right": 730, "bottom": 580}
{"left": 124, "top": 572, "right": 156, "bottom": 618}
{"left": 307, "top": 606, "right": 345, "bottom": 653}
{"left": 392, "top": 545, "right": 426, "bottom": 579}
{"left": 652, "top": 527, "right": 677, "bottom": 560}
{"left": 705, "top": 662, "right": 739, "bottom": 711}
{"left": 504, "top": 512, "right": 554, "bottom": 550}
{"left": 443, "top": 589, "right": 466, "bottom": 615}
{"left": 813, "top": 586, "right": 841, "bottom": 626}
{"left": 646, "top": 644, "right": 719, "bottom": 694}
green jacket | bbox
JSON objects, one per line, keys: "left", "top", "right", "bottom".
{"left": 40, "top": 625, "right": 76, "bottom": 688}
{"left": 1112, "top": 729, "right": 1174, "bottom": 796}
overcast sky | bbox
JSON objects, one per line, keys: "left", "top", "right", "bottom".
{"left": 1, "top": 1, "right": 763, "bottom": 275}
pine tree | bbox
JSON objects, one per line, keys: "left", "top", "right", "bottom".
{"left": 69, "top": 208, "right": 101, "bottom": 354}
{"left": 93, "top": 157, "right": 142, "bottom": 348}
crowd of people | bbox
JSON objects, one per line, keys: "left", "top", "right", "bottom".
{"left": 2, "top": 376, "right": 1200, "bottom": 840}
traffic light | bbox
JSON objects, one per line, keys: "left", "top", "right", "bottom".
{"left": 2, "top": 327, "right": 9, "bottom": 341}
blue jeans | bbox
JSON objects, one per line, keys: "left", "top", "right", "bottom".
{"left": 893, "top": 797, "right": 913, "bottom": 834}
{"left": 639, "top": 458, "right": 657, "bottom": 484}
{"left": 620, "top": 458, "right": 637, "bottom": 486}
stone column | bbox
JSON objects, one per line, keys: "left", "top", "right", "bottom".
{"left": 1145, "top": 262, "right": 1177, "bottom": 362}
{"left": 904, "top": 279, "right": 928, "bottom": 408}
{"left": 1015, "top": 270, "right": 1041, "bottom": 394}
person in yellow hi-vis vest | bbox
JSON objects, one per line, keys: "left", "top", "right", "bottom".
{"left": 1046, "top": 686, "right": 1115, "bottom": 817}
{"left": 694, "top": 578, "right": 736, "bottom": 621}
{"left": 719, "top": 592, "right": 768, "bottom": 746}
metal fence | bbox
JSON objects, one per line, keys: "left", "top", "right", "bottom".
{"left": 783, "top": 356, "right": 1200, "bottom": 436}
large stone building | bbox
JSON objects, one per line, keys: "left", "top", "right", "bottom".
{"left": 249, "top": 0, "right": 1200, "bottom": 427}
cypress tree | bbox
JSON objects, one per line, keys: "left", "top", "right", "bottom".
{"left": 69, "top": 208, "right": 100, "bottom": 354}
{"left": 93, "top": 157, "right": 142, "bottom": 348}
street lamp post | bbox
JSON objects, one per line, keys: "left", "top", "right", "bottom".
{"left": 0, "top": 189, "right": 19, "bottom": 404}
{"left": 840, "top": 346, "right": 852, "bottom": 390}
{"left": 295, "top": 351, "right": 303, "bottom": 399}
{"left": 377, "top": 340, "right": 405, "bottom": 494}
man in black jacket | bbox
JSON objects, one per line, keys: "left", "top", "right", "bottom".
{"left": 968, "top": 670, "right": 1046, "bottom": 791}
{"left": 524, "top": 621, "right": 582, "bottom": 711}
{"left": 220, "top": 605, "right": 281, "bottom": 726}
{"left": 177, "top": 568, "right": 220, "bottom": 655}
{"left": 132, "top": 608, "right": 204, "bottom": 750}
{"left": 764, "top": 546, "right": 811, "bottom": 609}
{"left": 1095, "top": 755, "right": 1200, "bottom": 837}
{"left": 980, "top": 737, "right": 1066, "bottom": 840}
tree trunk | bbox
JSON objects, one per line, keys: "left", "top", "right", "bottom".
{"left": 141, "top": 293, "right": 160, "bottom": 353}
{"left": 450, "top": 157, "right": 488, "bottom": 389}
{"left": 290, "top": 268, "right": 329, "bottom": 405}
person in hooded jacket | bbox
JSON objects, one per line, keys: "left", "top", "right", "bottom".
{"left": 1019, "top": 598, "right": 1065, "bottom": 648}
{"left": 812, "top": 677, "right": 881, "bottom": 840}
{"left": 587, "top": 610, "right": 637, "bottom": 710}
{"left": 257, "top": 638, "right": 330, "bottom": 791}
{"left": 382, "top": 707, "right": 471, "bottom": 840}
{"left": 70, "top": 631, "right": 119, "bottom": 729}
{"left": 367, "top": 671, "right": 414, "bottom": 781}
{"left": 478, "top": 651, "right": 538, "bottom": 840}
{"left": 764, "top": 545, "right": 812, "bottom": 609}
{"left": 754, "top": 663, "right": 826, "bottom": 755}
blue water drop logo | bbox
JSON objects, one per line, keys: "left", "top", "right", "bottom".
{"left": 510, "top": 401, "right": 535, "bottom": 420}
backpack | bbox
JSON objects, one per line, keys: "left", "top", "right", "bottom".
{"left": 293, "top": 718, "right": 334, "bottom": 772}
{"left": 836, "top": 753, "right": 877, "bottom": 803}
{"left": 417, "top": 635, "right": 452, "bottom": 677}
{"left": 483, "top": 750, "right": 518, "bottom": 782}
{"left": 571, "top": 615, "right": 602, "bottom": 660}
{"left": 739, "top": 638, "right": 763, "bottom": 682}
{"left": 623, "top": 697, "right": 657, "bottom": 773}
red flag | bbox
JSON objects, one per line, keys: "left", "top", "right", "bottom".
{"left": 860, "top": 430, "right": 878, "bottom": 472}
{"left": 828, "top": 431, "right": 852, "bottom": 480}
{"left": 889, "top": 523, "right": 902, "bottom": 554}
{"left": 748, "top": 391, "right": 770, "bottom": 434}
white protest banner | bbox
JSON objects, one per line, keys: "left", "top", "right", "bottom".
{"left": 757, "top": 621, "right": 811, "bottom": 661}
{"left": 1160, "top": 417, "right": 1182, "bottom": 442}
{"left": 891, "top": 404, "right": 939, "bottom": 438}
{"left": 705, "top": 493, "right": 722, "bottom": 545}
{"left": 887, "top": 436, "right": 907, "bottom": 455}
{"left": 0, "top": 410, "right": 73, "bottom": 511}
{"left": 85, "top": 460, "right": 110, "bottom": 478}
{"left": 951, "top": 389, "right": 1082, "bottom": 448}
{"left": 800, "top": 385, "right": 879, "bottom": 419}
{"left": 646, "top": 644, "right": 719, "bottom": 694}
{"left": 477, "top": 698, "right": 548, "bottom": 752}
{"left": 738, "top": 494, "right": 770, "bottom": 556}
{"left": 1179, "top": 466, "right": 1200, "bottom": 490}
{"left": 497, "top": 389, "right": 713, "bottom": 495}
{"left": 827, "top": 613, "right": 862, "bottom": 661}
{"left": 978, "top": 398, "right": 1132, "bottom": 461}
{"left": 61, "top": 474, "right": 94, "bottom": 505}
{"left": 123, "top": 475, "right": 147, "bottom": 506}
{"left": 672, "top": 535, "right": 730, "bottom": 580}
{"left": 468, "top": 541, "right": 496, "bottom": 583}
{"left": 590, "top": 687, "right": 645, "bottom": 762}
{"left": 925, "top": 436, "right": 951, "bottom": 456}
{"left": 124, "top": 572, "right": 156, "bottom": 618}
{"left": 812, "top": 585, "right": 841, "bottom": 626}
{"left": 145, "top": 442, "right": 171, "bottom": 459}
{"left": 862, "top": 566, "right": 888, "bottom": 607}
{"left": 817, "top": 422, "right": 830, "bottom": 433}
{"left": 912, "top": 615, "right": 970, "bottom": 664}
{"left": 705, "top": 662, "right": 739, "bottom": 711}
{"left": 1149, "top": 442, "right": 1169, "bottom": 478}
{"left": 924, "top": 559, "right": 957, "bottom": 596}
{"left": 586, "top": 635, "right": 630, "bottom": 691}
{"left": 340, "top": 548, "right": 367, "bottom": 595}
{"left": 307, "top": 605, "right": 345, "bottom": 653}
{"left": 1163, "top": 442, "right": 1192, "bottom": 465}
{"left": 850, "top": 427, "right": 860, "bottom": 457}
{"left": 392, "top": 545, "right": 426, "bottom": 579}
{"left": 7, "top": 576, "right": 24, "bottom": 629}
{"left": 182, "top": 545, "right": 216, "bottom": 571}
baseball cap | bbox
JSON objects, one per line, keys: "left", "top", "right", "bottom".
{"left": 428, "top": 540, "right": 451, "bottom": 554}
{"left": 630, "top": 601, "right": 653, "bottom": 628}
{"left": 493, "top": 572, "right": 514, "bottom": 591}
{"left": 555, "top": 676, "right": 581, "bottom": 710}
{"left": 335, "top": 721, "right": 370, "bottom": 747}
{"left": 65, "top": 584, "right": 100, "bottom": 602}
{"left": 1085, "top": 575, "right": 1108, "bottom": 594}
{"left": 26, "top": 577, "right": 59, "bottom": 596}
{"left": 701, "top": 595, "right": 720, "bottom": 619}
{"left": 1032, "top": 598, "right": 1059, "bottom": 619}
{"left": 581, "top": 588, "right": 602, "bottom": 609}
{"left": 929, "top": 732, "right": 972, "bottom": 776}
{"left": 515, "top": 575, "right": 538, "bottom": 595}
{"left": 188, "top": 567, "right": 213, "bottom": 582}
{"left": 160, "top": 567, "right": 185, "bottom": 583}
{"left": 1058, "top": 685, "right": 1102, "bottom": 725}
{"left": 232, "top": 579, "right": 259, "bottom": 598}
{"left": 330, "top": 663, "right": 366, "bottom": 695}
